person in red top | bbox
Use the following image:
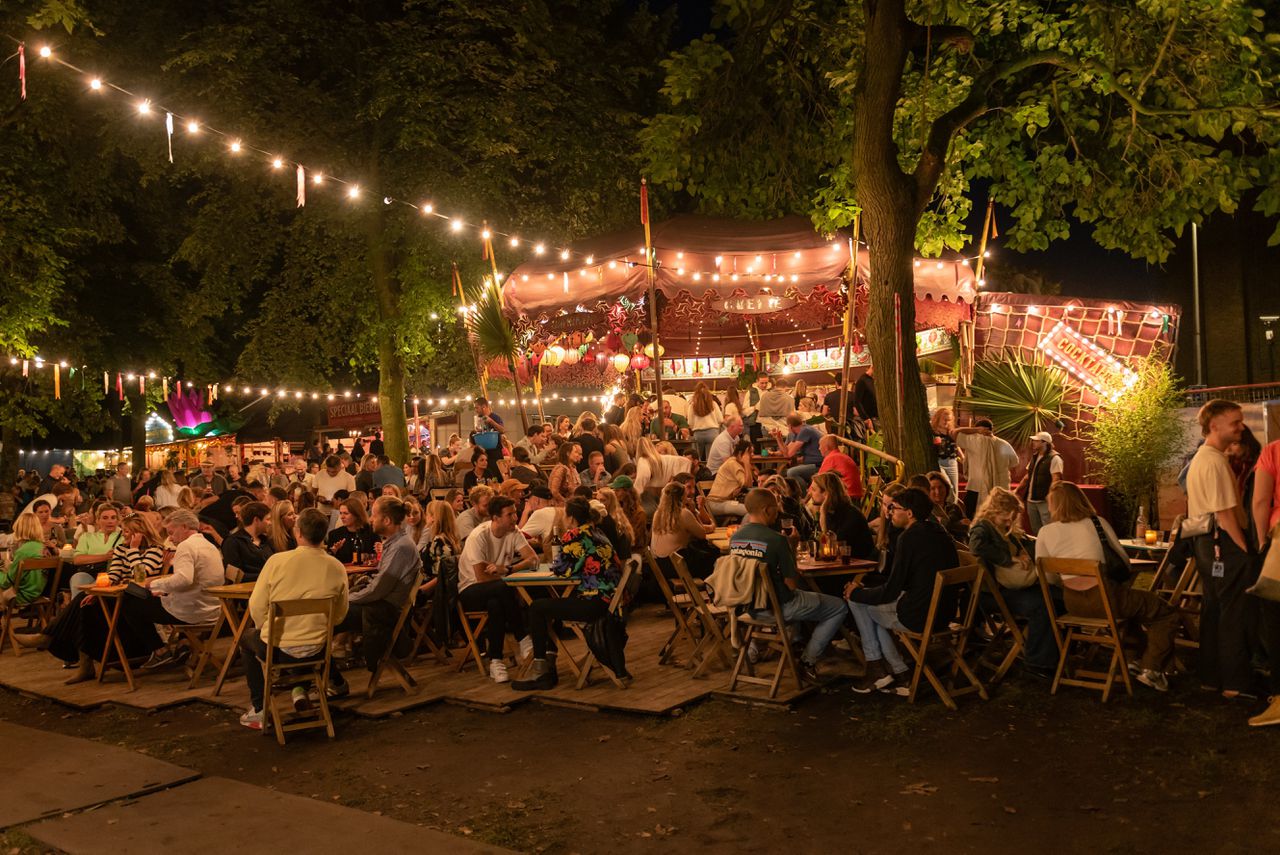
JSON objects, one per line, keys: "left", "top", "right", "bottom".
{"left": 817, "top": 435, "right": 864, "bottom": 499}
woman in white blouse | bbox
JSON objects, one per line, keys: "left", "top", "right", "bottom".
{"left": 687, "top": 383, "right": 724, "bottom": 463}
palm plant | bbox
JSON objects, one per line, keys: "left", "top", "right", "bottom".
{"left": 466, "top": 283, "right": 530, "bottom": 432}
{"left": 957, "top": 356, "right": 1068, "bottom": 446}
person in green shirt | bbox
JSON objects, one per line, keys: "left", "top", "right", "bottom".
{"left": 68, "top": 504, "right": 124, "bottom": 592}
{"left": 650, "top": 400, "right": 690, "bottom": 440}
{"left": 1, "top": 512, "right": 51, "bottom": 606}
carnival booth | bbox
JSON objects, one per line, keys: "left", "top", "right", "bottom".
{"left": 502, "top": 215, "right": 976, "bottom": 394}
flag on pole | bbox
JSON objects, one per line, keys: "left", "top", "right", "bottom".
{"left": 17, "top": 43, "right": 26, "bottom": 101}
{"left": 296, "top": 165, "right": 306, "bottom": 207}
{"left": 53, "top": 364, "right": 60, "bottom": 399}
{"left": 165, "top": 112, "right": 174, "bottom": 163}
{"left": 639, "top": 178, "right": 650, "bottom": 226}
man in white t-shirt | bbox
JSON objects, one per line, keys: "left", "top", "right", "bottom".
{"left": 1185, "top": 399, "right": 1254, "bottom": 700}
{"left": 457, "top": 497, "right": 538, "bottom": 683}
{"left": 314, "top": 455, "right": 357, "bottom": 508}
{"left": 953, "top": 419, "right": 1020, "bottom": 518}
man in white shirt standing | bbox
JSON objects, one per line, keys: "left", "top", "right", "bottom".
{"left": 140, "top": 509, "right": 224, "bottom": 669}
{"left": 953, "top": 418, "right": 1020, "bottom": 518}
{"left": 314, "top": 455, "right": 357, "bottom": 512}
{"left": 1185, "top": 399, "right": 1255, "bottom": 701}
{"left": 457, "top": 497, "right": 538, "bottom": 683}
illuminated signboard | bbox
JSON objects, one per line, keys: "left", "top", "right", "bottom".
{"left": 657, "top": 328, "right": 953, "bottom": 379}
{"left": 1038, "top": 321, "right": 1138, "bottom": 402}
{"left": 718, "top": 296, "right": 798, "bottom": 315}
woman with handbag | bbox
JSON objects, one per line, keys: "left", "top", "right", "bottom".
{"left": 1036, "top": 481, "right": 1180, "bottom": 692}
{"left": 968, "top": 487, "right": 1060, "bottom": 677}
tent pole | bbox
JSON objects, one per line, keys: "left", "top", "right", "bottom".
{"left": 643, "top": 179, "right": 664, "bottom": 441}
{"left": 837, "top": 215, "right": 860, "bottom": 437}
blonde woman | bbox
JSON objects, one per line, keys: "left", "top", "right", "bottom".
{"left": 931, "top": 407, "right": 961, "bottom": 492}
{"left": 154, "top": 469, "right": 183, "bottom": 510}
{"left": 424, "top": 453, "right": 450, "bottom": 489}
{"left": 601, "top": 423, "right": 631, "bottom": 475}
{"left": 793, "top": 379, "right": 809, "bottom": 409}
{"left": 403, "top": 497, "right": 428, "bottom": 544}
{"left": 688, "top": 382, "right": 724, "bottom": 462}
{"left": 632, "top": 436, "right": 691, "bottom": 495}
{"left": 620, "top": 405, "right": 645, "bottom": 452}
{"left": 650, "top": 482, "right": 717, "bottom": 577}
{"left": 176, "top": 486, "right": 201, "bottom": 512}
{"left": 1, "top": 513, "right": 48, "bottom": 606}
{"left": 268, "top": 500, "right": 298, "bottom": 553}
{"left": 422, "top": 500, "right": 459, "bottom": 597}
{"left": 594, "top": 487, "right": 634, "bottom": 556}
{"left": 968, "top": 486, "right": 1058, "bottom": 675}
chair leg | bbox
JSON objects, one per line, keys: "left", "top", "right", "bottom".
{"left": 773, "top": 629, "right": 801, "bottom": 698}
{"left": 727, "top": 627, "right": 753, "bottom": 692}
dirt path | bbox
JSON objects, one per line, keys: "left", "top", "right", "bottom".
{"left": 1, "top": 680, "right": 1276, "bottom": 853}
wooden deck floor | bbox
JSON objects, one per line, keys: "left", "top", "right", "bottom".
{"left": 0, "top": 606, "right": 857, "bottom": 718}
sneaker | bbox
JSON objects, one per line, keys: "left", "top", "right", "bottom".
{"left": 880, "top": 671, "right": 911, "bottom": 696}
{"left": 1248, "top": 696, "right": 1280, "bottom": 727}
{"left": 291, "top": 685, "right": 312, "bottom": 712}
{"left": 489, "top": 660, "right": 510, "bottom": 684}
{"left": 518, "top": 635, "right": 534, "bottom": 662}
{"left": 140, "top": 649, "right": 176, "bottom": 671}
{"left": 746, "top": 640, "right": 760, "bottom": 665}
{"left": 799, "top": 660, "right": 819, "bottom": 685}
{"left": 851, "top": 660, "right": 892, "bottom": 695}
{"left": 239, "top": 708, "right": 263, "bottom": 730}
{"left": 326, "top": 679, "right": 350, "bottom": 700}
{"left": 1136, "top": 669, "right": 1169, "bottom": 693}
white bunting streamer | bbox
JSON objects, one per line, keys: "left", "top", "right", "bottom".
{"left": 165, "top": 111, "right": 174, "bottom": 163}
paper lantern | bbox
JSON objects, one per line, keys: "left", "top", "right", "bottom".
{"left": 545, "top": 346, "right": 565, "bottom": 367}
{"left": 643, "top": 342, "right": 666, "bottom": 359}
{"left": 631, "top": 354, "right": 650, "bottom": 371}
{"left": 603, "top": 331, "right": 622, "bottom": 352}
{"left": 621, "top": 332, "right": 639, "bottom": 350}
{"left": 562, "top": 347, "right": 581, "bottom": 365}
{"left": 595, "top": 350, "right": 608, "bottom": 366}
{"left": 611, "top": 353, "right": 631, "bottom": 373}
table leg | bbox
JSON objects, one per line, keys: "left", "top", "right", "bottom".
{"left": 213, "top": 600, "right": 251, "bottom": 696}
{"left": 96, "top": 595, "right": 135, "bottom": 692}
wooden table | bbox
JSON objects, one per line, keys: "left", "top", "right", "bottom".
{"left": 751, "top": 454, "right": 794, "bottom": 471}
{"left": 78, "top": 584, "right": 135, "bottom": 692}
{"left": 796, "top": 556, "right": 878, "bottom": 581}
{"left": 504, "top": 567, "right": 583, "bottom": 677}
{"left": 204, "top": 582, "right": 256, "bottom": 695}
{"left": 1118, "top": 538, "right": 1172, "bottom": 555}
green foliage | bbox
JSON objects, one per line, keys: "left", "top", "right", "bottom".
{"left": 642, "top": 0, "right": 1280, "bottom": 262}
{"left": 466, "top": 286, "right": 517, "bottom": 367}
{"left": 958, "top": 357, "right": 1068, "bottom": 446}
{"left": 1085, "top": 358, "right": 1187, "bottom": 525}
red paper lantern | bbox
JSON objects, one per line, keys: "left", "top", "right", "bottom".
{"left": 630, "top": 354, "right": 650, "bottom": 371}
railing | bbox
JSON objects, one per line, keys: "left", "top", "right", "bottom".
{"left": 1183, "top": 382, "right": 1280, "bottom": 408}
{"left": 832, "top": 435, "right": 905, "bottom": 516}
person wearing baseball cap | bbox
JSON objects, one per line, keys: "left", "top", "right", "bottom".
{"left": 1018, "top": 431, "right": 1064, "bottom": 533}
{"left": 519, "top": 484, "right": 563, "bottom": 550}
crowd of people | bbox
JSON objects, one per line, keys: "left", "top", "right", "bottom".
{"left": 2, "top": 379, "right": 1277, "bottom": 732}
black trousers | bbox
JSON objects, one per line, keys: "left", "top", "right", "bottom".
{"left": 963, "top": 489, "right": 980, "bottom": 520}
{"left": 459, "top": 580, "right": 526, "bottom": 659}
{"left": 335, "top": 599, "right": 400, "bottom": 672}
{"left": 528, "top": 596, "right": 606, "bottom": 659}
{"left": 239, "top": 627, "right": 338, "bottom": 711}
{"left": 1194, "top": 534, "right": 1257, "bottom": 693}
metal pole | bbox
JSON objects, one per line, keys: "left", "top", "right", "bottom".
{"left": 837, "top": 216, "right": 860, "bottom": 436}
{"left": 1191, "top": 222, "right": 1204, "bottom": 386}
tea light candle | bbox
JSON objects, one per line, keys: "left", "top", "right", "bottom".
{"left": 94, "top": 572, "right": 111, "bottom": 587}
{"left": 1144, "top": 529, "right": 1159, "bottom": 545}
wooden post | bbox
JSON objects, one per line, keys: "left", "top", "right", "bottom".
{"left": 973, "top": 198, "right": 994, "bottom": 286}
{"left": 837, "top": 215, "right": 861, "bottom": 436}
{"left": 643, "top": 179, "right": 665, "bottom": 441}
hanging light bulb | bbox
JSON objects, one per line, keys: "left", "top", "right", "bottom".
{"left": 137, "top": 99, "right": 151, "bottom": 115}
{"left": 38, "top": 46, "right": 52, "bottom": 58}
{"left": 559, "top": 249, "right": 570, "bottom": 261}
{"left": 534, "top": 243, "right": 546, "bottom": 255}
{"left": 89, "top": 78, "right": 102, "bottom": 90}
{"left": 186, "top": 120, "right": 200, "bottom": 133}
{"left": 313, "top": 172, "right": 324, "bottom": 185}
{"left": 450, "top": 218, "right": 464, "bottom": 232}
{"left": 509, "top": 236, "right": 519, "bottom": 247}
{"left": 229, "top": 140, "right": 242, "bottom": 153}
{"left": 421, "top": 202, "right": 433, "bottom": 214}
{"left": 347, "top": 185, "right": 360, "bottom": 199}
{"left": 271, "top": 157, "right": 284, "bottom": 169}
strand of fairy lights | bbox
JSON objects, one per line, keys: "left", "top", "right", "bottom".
{"left": 18, "top": 42, "right": 588, "bottom": 265}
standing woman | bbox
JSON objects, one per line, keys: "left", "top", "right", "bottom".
{"left": 619, "top": 404, "right": 645, "bottom": 453}
{"left": 723, "top": 386, "right": 743, "bottom": 423}
{"left": 931, "top": 407, "right": 961, "bottom": 493}
{"left": 793, "top": 379, "right": 809, "bottom": 410}
{"left": 688, "top": 383, "right": 724, "bottom": 463}
{"left": 555, "top": 415, "right": 573, "bottom": 441}
{"left": 549, "top": 442, "right": 583, "bottom": 506}
{"left": 268, "top": 500, "right": 298, "bottom": 553}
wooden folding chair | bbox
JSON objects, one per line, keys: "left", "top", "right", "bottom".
{"left": 1036, "top": 558, "right": 1133, "bottom": 702}
{"left": 407, "top": 591, "right": 450, "bottom": 665}
{"left": 893, "top": 564, "right": 990, "bottom": 710}
{"left": 180, "top": 620, "right": 226, "bottom": 689}
{"left": 366, "top": 576, "right": 423, "bottom": 699}
{"left": 727, "top": 561, "right": 803, "bottom": 699}
{"left": 696, "top": 480, "right": 715, "bottom": 497}
{"left": 644, "top": 550, "right": 700, "bottom": 666}
{"left": 455, "top": 601, "right": 491, "bottom": 678}
{"left": 669, "top": 553, "right": 734, "bottom": 677}
{"left": 428, "top": 487, "right": 451, "bottom": 502}
{"left": 1, "top": 556, "right": 64, "bottom": 657}
{"left": 572, "top": 558, "right": 637, "bottom": 689}
{"left": 260, "top": 597, "right": 338, "bottom": 745}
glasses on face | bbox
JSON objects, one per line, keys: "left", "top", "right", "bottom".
{"left": 886, "top": 503, "right": 905, "bottom": 513}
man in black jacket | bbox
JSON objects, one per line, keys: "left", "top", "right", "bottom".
{"left": 845, "top": 487, "right": 958, "bottom": 694}
{"left": 220, "top": 501, "right": 275, "bottom": 582}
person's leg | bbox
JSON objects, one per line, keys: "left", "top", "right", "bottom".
{"left": 847, "top": 600, "right": 886, "bottom": 662}
{"left": 527, "top": 599, "right": 554, "bottom": 659}
{"left": 866, "top": 603, "right": 909, "bottom": 674}
{"left": 1026, "top": 501, "right": 1048, "bottom": 534}
{"left": 239, "top": 627, "right": 270, "bottom": 711}
{"left": 781, "top": 590, "right": 847, "bottom": 664}
{"left": 1215, "top": 538, "right": 1257, "bottom": 693}
{"left": 460, "top": 581, "right": 507, "bottom": 659}
{"left": 1193, "top": 535, "right": 1223, "bottom": 689}
{"left": 785, "top": 464, "right": 818, "bottom": 489}
{"left": 501, "top": 583, "right": 528, "bottom": 645}
{"left": 1000, "top": 585, "right": 1059, "bottom": 669}
{"left": 67, "top": 571, "right": 96, "bottom": 593}
{"left": 1110, "top": 585, "right": 1180, "bottom": 672}
{"left": 940, "top": 458, "right": 959, "bottom": 494}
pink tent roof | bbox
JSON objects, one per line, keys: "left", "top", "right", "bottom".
{"left": 503, "top": 214, "right": 975, "bottom": 314}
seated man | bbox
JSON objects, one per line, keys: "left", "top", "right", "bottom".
{"left": 729, "top": 488, "right": 847, "bottom": 683}
{"left": 519, "top": 485, "right": 563, "bottom": 552}
{"left": 335, "top": 496, "right": 422, "bottom": 677}
{"left": 221, "top": 501, "right": 275, "bottom": 582}
{"left": 706, "top": 415, "right": 745, "bottom": 474}
{"left": 846, "top": 487, "right": 960, "bottom": 694}
{"left": 649, "top": 400, "right": 691, "bottom": 441}
{"left": 238, "top": 508, "right": 349, "bottom": 730}
{"left": 140, "top": 509, "right": 225, "bottom": 669}
{"left": 772, "top": 413, "right": 824, "bottom": 488}
{"left": 458, "top": 496, "right": 539, "bottom": 683}
{"left": 817, "top": 434, "right": 864, "bottom": 499}
{"left": 456, "top": 485, "right": 494, "bottom": 541}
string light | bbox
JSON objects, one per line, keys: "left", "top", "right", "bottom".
{"left": 271, "top": 157, "right": 283, "bottom": 169}
{"left": 89, "top": 77, "right": 101, "bottom": 90}
{"left": 450, "top": 218, "right": 463, "bottom": 232}
{"left": 137, "top": 99, "right": 150, "bottom": 115}
{"left": 229, "top": 140, "right": 242, "bottom": 153}
{"left": 38, "top": 46, "right": 52, "bottom": 58}
{"left": 347, "top": 185, "right": 360, "bottom": 199}
{"left": 186, "top": 120, "right": 199, "bottom": 134}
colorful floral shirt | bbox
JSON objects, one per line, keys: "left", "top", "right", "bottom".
{"left": 550, "top": 522, "right": 622, "bottom": 603}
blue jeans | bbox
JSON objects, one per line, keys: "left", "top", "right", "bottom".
{"left": 938, "top": 458, "right": 959, "bottom": 494}
{"left": 786, "top": 463, "right": 819, "bottom": 488}
{"left": 847, "top": 599, "right": 908, "bottom": 674}
{"left": 693, "top": 428, "right": 718, "bottom": 462}
{"left": 752, "top": 589, "right": 847, "bottom": 665}
{"left": 1026, "top": 500, "right": 1050, "bottom": 534}
{"left": 992, "top": 585, "right": 1061, "bottom": 669}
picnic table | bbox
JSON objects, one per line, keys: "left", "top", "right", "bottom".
{"left": 504, "top": 566, "right": 583, "bottom": 677}
{"left": 1118, "top": 538, "right": 1173, "bottom": 555}
{"left": 750, "top": 453, "right": 794, "bottom": 471}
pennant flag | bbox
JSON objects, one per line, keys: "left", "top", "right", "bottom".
{"left": 17, "top": 43, "right": 26, "bottom": 101}
{"left": 296, "top": 165, "right": 306, "bottom": 207}
{"left": 139, "top": 375, "right": 145, "bottom": 395}
{"left": 176, "top": 380, "right": 182, "bottom": 398}
{"left": 53, "top": 364, "right": 61, "bottom": 399}
{"left": 116, "top": 373, "right": 123, "bottom": 399}
{"left": 103, "top": 372, "right": 109, "bottom": 395}
{"left": 165, "top": 112, "right": 174, "bottom": 163}
{"left": 162, "top": 376, "right": 169, "bottom": 399}
{"left": 990, "top": 206, "right": 999, "bottom": 239}
{"left": 639, "top": 177, "right": 650, "bottom": 226}
{"left": 21, "top": 359, "right": 28, "bottom": 378}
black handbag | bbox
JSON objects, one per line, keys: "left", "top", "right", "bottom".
{"left": 1090, "top": 517, "right": 1131, "bottom": 583}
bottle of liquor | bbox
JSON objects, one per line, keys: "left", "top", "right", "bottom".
{"left": 1134, "top": 505, "right": 1148, "bottom": 540}
{"left": 550, "top": 525, "right": 562, "bottom": 565}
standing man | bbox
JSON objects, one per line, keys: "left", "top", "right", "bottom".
{"left": 603, "top": 393, "right": 627, "bottom": 427}
{"left": 314, "top": 455, "right": 356, "bottom": 513}
{"left": 369, "top": 430, "right": 386, "bottom": 459}
{"left": 37, "top": 463, "right": 67, "bottom": 497}
{"left": 189, "top": 460, "right": 229, "bottom": 496}
{"left": 1186, "top": 399, "right": 1255, "bottom": 701}
{"left": 852, "top": 367, "right": 878, "bottom": 431}
{"left": 953, "top": 419, "right": 1020, "bottom": 519}
{"left": 1019, "top": 431, "right": 1064, "bottom": 533}
{"left": 772, "top": 413, "right": 824, "bottom": 488}
{"left": 1249, "top": 435, "right": 1280, "bottom": 726}
{"left": 474, "top": 396, "right": 505, "bottom": 437}
{"left": 107, "top": 461, "right": 134, "bottom": 507}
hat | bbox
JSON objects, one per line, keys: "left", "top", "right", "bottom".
{"left": 589, "top": 499, "right": 607, "bottom": 517}
{"left": 609, "top": 475, "right": 634, "bottom": 490}
{"left": 528, "top": 484, "right": 553, "bottom": 500}
{"left": 499, "top": 478, "right": 528, "bottom": 495}
{"left": 1031, "top": 431, "right": 1054, "bottom": 445}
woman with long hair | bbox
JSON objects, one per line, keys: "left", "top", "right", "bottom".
{"left": 424, "top": 453, "right": 450, "bottom": 489}
{"left": 871, "top": 482, "right": 907, "bottom": 557}
{"left": 325, "top": 497, "right": 376, "bottom": 564}
{"left": 969, "top": 486, "right": 1058, "bottom": 676}
{"left": 722, "top": 385, "right": 743, "bottom": 422}
{"left": 444, "top": 488, "right": 465, "bottom": 514}
{"left": 1, "top": 512, "right": 48, "bottom": 606}
{"left": 688, "top": 382, "right": 724, "bottom": 463}
{"left": 154, "top": 469, "right": 183, "bottom": 510}
{"left": 268, "top": 500, "right": 298, "bottom": 553}
{"left": 619, "top": 405, "right": 645, "bottom": 452}
{"left": 793, "top": 379, "right": 809, "bottom": 409}
{"left": 594, "top": 487, "right": 634, "bottom": 559}
{"left": 930, "top": 407, "right": 961, "bottom": 494}
{"left": 926, "top": 471, "right": 969, "bottom": 541}
{"left": 807, "top": 472, "right": 875, "bottom": 558}
{"left": 176, "top": 486, "right": 201, "bottom": 512}
{"left": 555, "top": 415, "right": 573, "bottom": 440}
{"left": 601, "top": 423, "right": 631, "bottom": 475}
{"left": 614, "top": 481, "right": 648, "bottom": 548}
{"left": 650, "top": 482, "right": 718, "bottom": 578}
{"left": 549, "top": 442, "right": 583, "bottom": 506}
{"left": 421, "top": 500, "right": 459, "bottom": 597}
{"left": 463, "top": 447, "right": 491, "bottom": 493}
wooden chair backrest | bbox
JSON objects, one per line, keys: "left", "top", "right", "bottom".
{"left": 751, "top": 560, "right": 789, "bottom": 630}
{"left": 668, "top": 552, "right": 712, "bottom": 613}
{"left": 916, "top": 563, "right": 982, "bottom": 640}
{"left": 608, "top": 559, "right": 636, "bottom": 617}
{"left": 264, "top": 596, "right": 337, "bottom": 660}
{"left": 1035, "top": 557, "right": 1120, "bottom": 631}
{"left": 16, "top": 556, "right": 63, "bottom": 602}
{"left": 696, "top": 480, "right": 715, "bottom": 496}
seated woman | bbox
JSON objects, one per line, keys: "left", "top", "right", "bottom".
{"left": 1, "top": 512, "right": 50, "bottom": 607}
{"left": 508, "top": 446, "right": 546, "bottom": 488}
{"left": 969, "top": 487, "right": 1060, "bottom": 678}
{"left": 846, "top": 487, "right": 959, "bottom": 694}
{"left": 706, "top": 440, "right": 754, "bottom": 518}
{"left": 548, "top": 442, "right": 583, "bottom": 506}
{"left": 325, "top": 497, "right": 378, "bottom": 564}
{"left": 513, "top": 497, "right": 626, "bottom": 691}
{"left": 758, "top": 474, "right": 814, "bottom": 541}
{"left": 594, "top": 488, "right": 635, "bottom": 560}
{"left": 1037, "top": 481, "right": 1180, "bottom": 692}
{"left": 807, "top": 473, "right": 875, "bottom": 559}
{"left": 268, "top": 500, "right": 298, "bottom": 553}
{"left": 926, "top": 470, "right": 970, "bottom": 542}
{"left": 463, "top": 447, "right": 492, "bottom": 493}
{"left": 424, "top": 453, "right": 452, "bottom": 490}
{"left": 650, "top": 483, "right": 718, "bottom": 578}
{"left": 20, "top": 514, "right": 169, "bottom": 683}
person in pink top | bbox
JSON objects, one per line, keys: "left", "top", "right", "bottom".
{"left": 1249, "top": 438, "right": 1280, "bottom": 727}
{"left": 816, "top": 435, "right": 864, "bottom": 499}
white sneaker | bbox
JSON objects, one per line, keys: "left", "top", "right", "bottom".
{"left": 489, "top": 660, "right": 510, "bottom": 683}
{"left": 239, "top": 708, "right": 263, "bottom": 730}
{"left": 747, "top": 640, "right": 760, "bottom": 665}
{"left": 1136, "top": 669, "right": 1169, "bottom": 693}
{"left": 518, "top": 635, "right": 534, "bottom": 662}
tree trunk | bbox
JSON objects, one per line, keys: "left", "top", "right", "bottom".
{"left": 365, "top": 203, "right": 411, "bottom": 467}
{"left": 0, "top": 425, "right": 18, "bottom": 487}
{"left": 126, "top": 390, "right": 147, "bottom": 476}
{"left": 509, "top": 360, "right": 531, "bottom": 434}
{"left": 852, "top": 0, "right": 936, "bottom": 476}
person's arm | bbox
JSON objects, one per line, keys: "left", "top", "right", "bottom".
{"left": 783, "top": 440, "right": 804, "bottom": 458}
{"left": 247, "top": 568, "right": 269, "bottom": 627}
{"left": 150, "top": 544, "right": 195, "bottom": 592}
{"left": 512, "top": 538, "right": 538, "bottom": 571}
{"left": 1253, "top": 466, "right": 1275, "bottom": 549}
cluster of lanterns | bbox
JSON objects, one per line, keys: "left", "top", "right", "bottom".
{"left": 530, "top": 332, "right": 666, "bottom": 375}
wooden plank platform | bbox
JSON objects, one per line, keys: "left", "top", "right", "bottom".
{"left": 0, "top": 606, "right": 848, "bottom": 718}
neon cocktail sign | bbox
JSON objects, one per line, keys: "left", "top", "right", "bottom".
{"left": 1038, "top": 321, "right": 1138, "bottom": 402}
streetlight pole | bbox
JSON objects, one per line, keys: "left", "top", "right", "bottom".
{"left": 1192, "top": 222, "right": 1204, "bottom": 387}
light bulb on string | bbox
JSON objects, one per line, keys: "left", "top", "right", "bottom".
{"left": 534, "top": 243, "right": 546, "bottom": 255}
{"left": 38, "top": 46, "right": 52, "bottom": 58}
{"left": 89, "top": 78, "right": 102, "bottom": 90}
{"left": 480, "top": 228, "right": 491, "bottom": 240}
{"left": 559, "top": 250, "right": 570, "bottom": 261}
{"left": 229, "top": 140, "right": 242, "bottom": 153}
{"left": 137, "top": 99, "right": 151, "bottom": 115}
{"left": 450, "top": 219, "right": 463, "bottom": 232}
{"left": 271, "top": 157, "right": 284, "bottom": 169}
{"left": 509, "top": 236, "right": 519, "bottom": 248}
{"left": 186, "top": 121, "right": 199, "bottom": 133}
{"left": 312, "top": 172, "right": 324, "bottom": 185}
{"left": 347, "top": 185, "right": 360, "bottom": 199}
